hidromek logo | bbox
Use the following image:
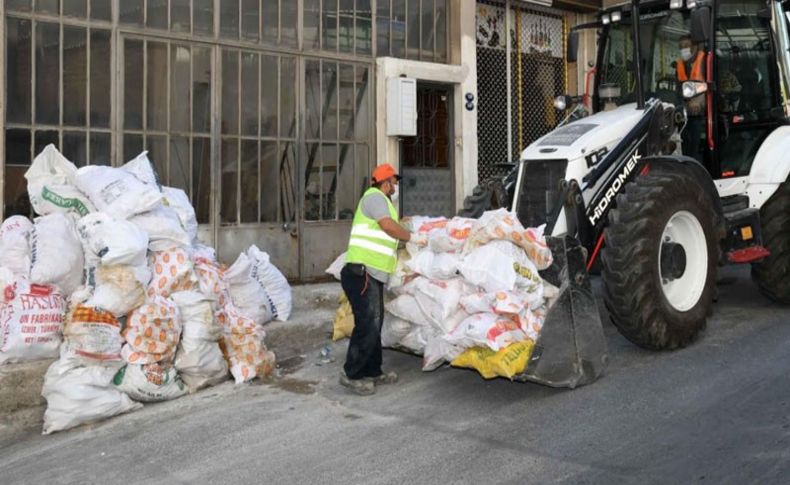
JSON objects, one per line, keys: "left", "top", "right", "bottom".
{"left": 588, "top": 150, "right": 642, "bottom": 226}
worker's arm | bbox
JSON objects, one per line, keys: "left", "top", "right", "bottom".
{"left": 378, "top": 217, "right": 413, "bottom": 242}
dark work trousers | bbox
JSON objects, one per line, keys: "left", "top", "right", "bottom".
{"left": 341, "top": 263, "right": 385, "bottom": 380}
{"left": 682, "top": 117, "right": 706, "bottom": 163}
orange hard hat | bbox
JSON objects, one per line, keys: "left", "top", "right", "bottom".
{"left": 371, "top": 164, "right": 401, "bottom": 183}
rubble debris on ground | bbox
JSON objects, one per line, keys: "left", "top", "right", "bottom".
{"left": 0, "top": 145, "right": 292, "bottom": 434}
{"left": 328, "top": 209, "right": 558, "bottom": 380}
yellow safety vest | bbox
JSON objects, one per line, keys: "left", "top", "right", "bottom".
{"left": 345, "top": 188, "right": 400, "bottom": 274}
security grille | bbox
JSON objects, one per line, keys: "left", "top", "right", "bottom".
{"left": 476, "top": 0, "right": 567, "bottom": 182}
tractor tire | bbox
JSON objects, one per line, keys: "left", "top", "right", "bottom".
{"left": 752, "top": 180, "right": 790, "bottom": 303}
{"left": 458, "top": 178, "right": 510, "bottom": 218}
{"left": 601, "top": 164, "right": 720, "bottom": 350}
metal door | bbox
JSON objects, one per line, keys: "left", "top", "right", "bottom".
{"left": 400, "top": 83, "right": 455, "bottom": 218}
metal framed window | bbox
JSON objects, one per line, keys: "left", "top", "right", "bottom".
{"left": 120, "top": 37, "right": 213, "bottom": 223}
{"left": 219, "top": 48, "right": 298, "bottom": 225}
{"left": 4, "top": 2, "right": 113, "bottom": 216}
{"left": 376, "top": 0, "right": 447, "bottom": 62}
{"left": 305, "top": 0, "right": 373, "bottom": 56}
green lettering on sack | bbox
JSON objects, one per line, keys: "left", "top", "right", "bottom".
{"left": 41, "top": 186, "right": 90, "bottom": 216}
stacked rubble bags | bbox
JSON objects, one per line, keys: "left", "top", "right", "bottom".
{"left": 329, "top": 209, "right": 558, "bottom": 379}
{"left": 0, "top": 144, "right": 292, "bottom": 434}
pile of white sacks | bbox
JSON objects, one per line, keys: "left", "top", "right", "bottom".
{"left": 0, "top": 145, "right": 291, "bottom": 434}
{"left": 329, "top": 209, "right": 558, "bottom": 377}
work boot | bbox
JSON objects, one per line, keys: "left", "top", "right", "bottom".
{"left": 372, "top": 371, "right": 399, "bottom": 385}
{"left": 339, "top": 371, "right": 375, "bottom": 396}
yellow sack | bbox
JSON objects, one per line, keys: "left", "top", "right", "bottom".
{"left": 451, "top": 340, "right": 535, "bottom": 379}
{"left": 332, "top": 292, "right": 355, "bottom": 341}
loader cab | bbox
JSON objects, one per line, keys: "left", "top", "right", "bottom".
{"left": 592, "top": 0, "right": 790, "bottom": 179}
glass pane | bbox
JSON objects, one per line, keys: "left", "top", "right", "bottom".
{"left": 221, "top": 50, "right": 239, "bottom": 135}
{"left": 240, "top": 140, "right": 259, "bottom": 223}
{"left": 90, "top": 29, "right": 111, "bottom": 128}
{"left": 90, "top": 0, "right": 112, "bottom": 21}
{"left": 305, "top": 60, "right": 321, "bottom": 140}
{"left": 407, "top": 0, "right": 420, "bottom": 59}
{"left": 36, "top": 0, "right": 59, "bottom": 14}
{"left": 194, "top": 0, "right": 214, "bottom": 36}
{"left": 123, "top": 134, "right": 143, "bottom": 161}
{"left": 221, "top": 0, "right": 240, "bottom": 39}
{"left": 281, "top": 2, "right": 297, "bottom": 47}
{"left": 392, "top": 0, "right": 406, "bottom": 58}
{"left": 147, "top": 0, "right": 168, "bottom": 29}
{"left": 171, "top": 45, "right": 191, "bottom": 132}
{"left": 6, "top": 19, "right": 32, "bottom": 125}
{"left": 241, "top": 52, "right": 259, "bottom": 137}
{"left": 6, "top": 129, "right": 32, "bottom": 166}
{"left": 193, "top": 47, "right": 212, "bottom": 133}
{"left": 35, "top": 23, "right": 60, "bottom": 125}
{"left": 7, "top": 1, "right": 32, "bottom": 12}
{"left": 322, "top": 62, "right": 338, "bottom": 140}
{"left": 304, "top": 0, "right": 320, "bottom": 50}
{"left": 147, "top": 42, "right": 169, "bottom": 131}
{"left": 124, "top": 40, "right": 144, "bottom": 130}
{"left": 280, "top": 57, "right": 296, "bottom": 138}
{"left": 337, "top": 144, "right": 355, "bottom": 219}
{"left": 304, "top": 143, "right": 321, "bottom": 221}
{"left": 355, "top": 144, "right": 370, "bottom": 198}
{"left": 63, "top": 0, "right": 87, "bottom": 17}
{"left": 34, "top": 130, "right": 59, "bottom": 159}
{"left": 376, "top": 0, "right": 391, "bottom": 56}
{"left": 63, "top": 27, "right": 87, "bottom": 126}
{"left": 62, "top": 131, "right": 87, "bottom": 167}
{"left": 171, "top": 0, "right": 191, "bottom": 33}
{"left": 261, "top": 55, "right": 278, "bottom": 137}
{"left": 339, "top": 65, "right": 354, "bottom": 140}
{"left": 260, "top": 141, "right": 278, "bottom": 222}
{"left": 262, "top": 0, "right": 278, "bottom": 44}
{"left": 355, "top": 66, "right": 369, "bottom": 140}
{"left": 170, "top": 136, "right": 190, "bottom": 191}
{"left": 147, "top": 135, "right": 168, "bottom": 182}
{"left": 280, "top": 142, "right": 297, "bottom": 222}
{"left": 90, "top": 132, "right": 111, "bottom": 165}
{"left": 193, "top": 137, "right": 211, "bottom": 223}
{"left": 338, "top": 0, "right": 354, "bottom": 53}
{"left": 242, "top": 0, "right": 260, "bottom": 42}
{"left": 221, "top": 138, "right": 239, "bottom": 223}
{"left": 421, "top": 0, "right": 434, "bottom": 62}
{"left": 321, "top": 143, "right": 337, "bottom": 220}
{"left": 435, "top": 0, "right": 447, "bottom": 62}
{"left": 120, "top": 0, "right": 144, "bottom": 25}
{"left": 323, "top": 0, "right": 337, "bottom": 51}
{"left": 356, "top": 0, "right": 373, "bottom": 55}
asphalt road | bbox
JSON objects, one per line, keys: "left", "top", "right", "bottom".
{"left": 1, "top": 266, "right": 789, "bottom": 484}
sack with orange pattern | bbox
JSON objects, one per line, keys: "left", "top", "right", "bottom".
{"left": 217, "top": 304, "right": 275, "bottom": 384}
{"left": 146, "top": 247, "right": 197, "bottom": 298}
{"left": 462, "top": 209, "right": 553, "bottom": 270}
{"left": 61, "top": 304, "right": 124, "bottom": 364}
{"left": 121, "top": 295, "right": 182, "bottom": 365}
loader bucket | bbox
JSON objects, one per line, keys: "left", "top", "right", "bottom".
{"left": 515, "top": 236, "right": 608, "bottom": 388}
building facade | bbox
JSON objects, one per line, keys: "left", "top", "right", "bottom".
{"left": 1, "top": 0, "right": 598, "bottom": 281}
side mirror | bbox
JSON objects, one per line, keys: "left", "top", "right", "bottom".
{"left": 690, "top": 6, "right": 712, "bottom": 43}
{"left": 567, "top": 31, "right": 580, "bottom": 63}
{"left": 682, "top": 80, "right": 708, "bottom": 99}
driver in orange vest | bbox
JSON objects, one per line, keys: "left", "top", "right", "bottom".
{"left": 676, "top": 35, "right": 707, "bottom": 162}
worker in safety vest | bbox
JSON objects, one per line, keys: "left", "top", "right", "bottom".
{"left": 339, "top": 164, "right": 427, "bottom": 395}
{"left": 676, "top": 35, "right": 707, "bottom": 162}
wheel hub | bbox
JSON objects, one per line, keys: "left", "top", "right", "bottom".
{"left": 660, "top": 242, "right": 687, "bottom": 281}
{"left": 658, "top": 211, "right": 708, "bottom": 312}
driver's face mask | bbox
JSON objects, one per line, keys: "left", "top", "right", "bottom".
{"left": 680, "top": 47, "right": 693, "bottom": 62}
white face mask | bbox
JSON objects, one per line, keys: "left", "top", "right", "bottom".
{"left": 390, "top": 184, "right": 399, "bottom": 203}
{"left": 680, "top": 48, "right": 693, "bottom": 62}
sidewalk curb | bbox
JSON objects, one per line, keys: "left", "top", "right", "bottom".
{"left": 0, "top": 282, "right": 342, "bottom": 432}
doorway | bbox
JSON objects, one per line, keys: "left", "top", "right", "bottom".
{"left": 400, "top": 83, "right": 455, "bottom": 217}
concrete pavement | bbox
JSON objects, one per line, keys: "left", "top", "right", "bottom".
{"left": 1, "top": 266, "right": 788, "bottom": 484}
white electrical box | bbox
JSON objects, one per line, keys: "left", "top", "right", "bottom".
{"left": 386, "top": 77, "right": 417, "bottom": 137}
